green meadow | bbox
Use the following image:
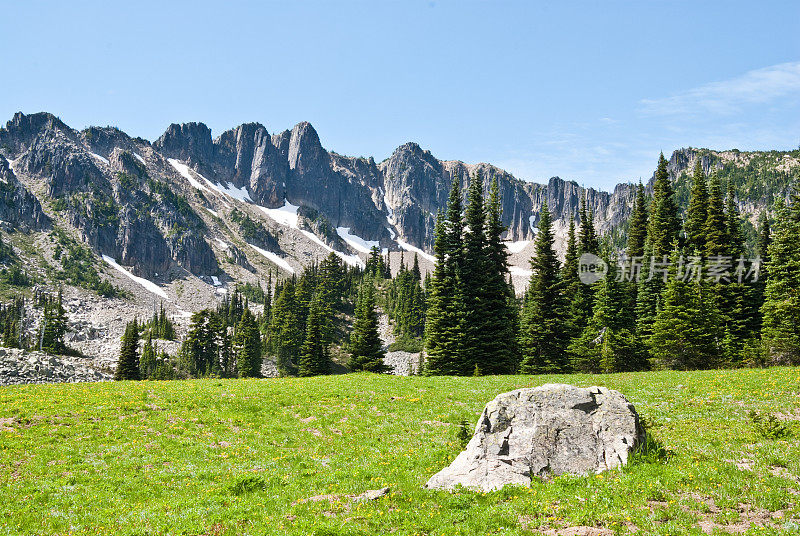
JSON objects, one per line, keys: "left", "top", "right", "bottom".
{"left": 1, "top": 369, "right": 799, "bottom": 535}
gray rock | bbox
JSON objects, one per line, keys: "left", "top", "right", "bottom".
{"left": 425, "top": 384, "right": 644, "bottom": 491}
{"left": 0, "top": 347, "right": 113, "bottom": 386}
{"left": 353, "top": 487, "right": 390, "bottom": 502}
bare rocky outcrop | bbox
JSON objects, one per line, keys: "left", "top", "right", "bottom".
{"left": 426, "top": 384, "right": 644, "bottom": 491}
{"left": 0, "top": 347, "right": 112, "bottom": 386}
{"left": 0, "top": 158, "right": 50, "bottom": 231}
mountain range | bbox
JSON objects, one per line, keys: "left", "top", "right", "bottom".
{"left": 0, "top": 110, "right": 798, "bottom": 367}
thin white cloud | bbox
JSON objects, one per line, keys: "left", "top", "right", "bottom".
{"left": 640, "top": 61, "right": 800, "bottom": 116}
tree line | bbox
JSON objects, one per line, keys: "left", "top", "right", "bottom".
{"left": 423, "top": 154, "right": 799, "bottom": 375}
{"left": 111, "top": 154, "right": 800, "bottom": 379}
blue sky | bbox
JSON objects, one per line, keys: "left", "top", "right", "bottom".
{"left": 1, "top": 1, "right": 798, "bottom": 190}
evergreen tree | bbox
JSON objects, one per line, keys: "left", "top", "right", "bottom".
{"left": 685, "top": 160, "right": 709, "bottom": 253}
{"left": 725, "top": 185, "right": 745, "bottom": 258}
{"left": 570, "top": 257, "right": 648, "bottom": 373}
{"left": 571, "top": 197, "right": 599, "bottom": 340}
{"left": 269, "top": 278, "right": 303, "bottom": 375}
{"left": 38, "top": 292, "right": 68, "bottom": 354}
{"left": 626, "top": 181, "right": 648, "bottom": 258}
{"left": 366, "top": 246, "right": 386, "bottom": 279}
{"left": 316, "top": 252, "right": 345, "bottom": 344}
{"left": 636, "top": 155, "right": 680, "bottom": 338}
{"left": 424, "top": 178, "right": 465, "bottom": 375}
{"left": 139, "top": 333, "right": 156, "bottom": 380}
{"left": 758, "top": 211, "right": 772, "bottom": 268}
{"left": 481, "top": 177, "right": 519, "bottom": 374}
{"left": 562, "top": 214, "right": 579, "bottom": 292}
{"left": 178, "top": 310, "right": 220, "bottom": 377}
{"left": 649, "top": 252, "right": 720, "bottom": 370}
{"left": 761, "top": 194, "right": 800, "bottom": 364}
{"left": 519, "top": 201, "right": 569, "bottom": 373}
{"left": 349, "top": 281, "right": 387, "bottom": 372}
{"left": 720, "top": 185, "right": 753, "bottom": 364}
{"left": 233, "top": 309, "right": 262, "bottom": 378}
{"left": 115, "top": 319, "right": 141, "bottom": 381}
{"left": 646, "top": 153, "right": 681, "bottom": 256}
{"left": 704, "top": 172, "right": 728, "bottom": 257}
{"left": 578, "top": 195, "right": 599, "bottom": 255}
{"left": 298, "top": 293, "right": 330, "bottom": 376}
{"left": 460, "top": 170, "right": 491, "bottom": 375}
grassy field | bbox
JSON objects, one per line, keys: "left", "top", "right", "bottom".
{"left": 1, "top": 369, "right": 799, "bottom": 535}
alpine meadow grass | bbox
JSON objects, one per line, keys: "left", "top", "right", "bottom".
{"left": 1, "top": 368, "right": 799, "bottom": 535}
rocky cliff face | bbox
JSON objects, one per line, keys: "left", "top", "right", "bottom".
{"left": 2, "top": 113, "right": 217, "bottom": 278}
{"left": 0, "top": 158, "right": 50, "bottom": 231}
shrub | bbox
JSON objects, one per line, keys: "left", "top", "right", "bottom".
{"left": 228, "top": 475, "right": 265, "bottom": 495}
{"left": 750, "top": 410, "right": 793, "bottom": 440}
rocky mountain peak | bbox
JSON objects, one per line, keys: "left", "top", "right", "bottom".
{"left": 288, "top": 121, "right": 326, "bottom": 173}
{"left": 1, "top": 112, "right": 73, "bottom": 154}
{"left": 154, "top": 122, "right": 214, "bottom": 165}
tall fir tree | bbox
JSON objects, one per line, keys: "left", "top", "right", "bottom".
{"left": 571, "top": 196, "right": 599, "bottom": 340}
{"left": 349, "top": 281, "right": 388, "bottom": 372}
{"left": 139, "top": 333, "right": 156, "bottom": 380}
{"left": 750, "top": 211, "right": 772, "bottom": 336}
{"left": 38, "top": 292, "right": 68, "bottom": 354}
{"left": 704, "top": 171, "right": 728, "bottom": 257}
{"left": 758, "top": 210, "right": 772, "bottom": 268}
{"left": 637, "top": 154, "right": 680, "bottom": 338}
{"left": 626, "top": 181, "right": 648, "bottom": 258}
{"left": 424, "top": 177, "right": 465, "bottom": 375}
{"left": 115, "top": 319, "right": 141, "bottom": 381}
{"left": 721, "top": 185, "right": 754, "bottom": 364}
{"left": 562, "top": 214, "right": 579, "bottom": 293}
{"left": 578, "top": 195, "right": 599, "bottom": 255}
{"left": 646, "top": 153, "right": 681, "bottom": 256}
{"left": 178, "top": 310, "right": 221, "bottom": 377}
{"left": 460, "top": 170, "right": 491, "bottom": 375}
{"left": 519, "top": 201, "right": 569, "bottom": 373}
{"left": 233, "top": 309, "right": 262, "bottom": 378}
{"left": 649, "top": 251, "right": 720, "bottom": 370}
{"left": 685, "top": 160, "right": 709, "bottom": 253}
{"left": 269, "top": 278, "right": 303, "bottom": 375}
{"left": 480, "top": 177, "right": 520, "bottom": 374}
{"left": 299, "top": 293, "right": 330, "bottom": 376}
{"left": 725, "top": 185, "right": 745, "bottom": 258}
{"left": 570, "top": 257, "right": 649, "bottom": 373}
{"left": 761, "top": 194, "right": 800, "bottom": 364}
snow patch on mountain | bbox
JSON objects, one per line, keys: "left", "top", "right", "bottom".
{"left": 256, "top": 199, "right": 300, "bottom": 228}
{"left": 90, "top": 152, "right": 109, "bottom": 165}
{"left": 214, "top": 181, "right": 252, "bottom": 203}
{"left": 168, "top": 158, "right": 211, "bottom": 193}
{"left": 167, "top": 158, "right": 252, "bottom": 203}
{"left": 396, "top": 239, "right": 436, "bottom": 263}
{"left": 249, "top": 244, "right": 295, "bottom": 273}
{"left": 134, "top": 153, "right": 146, "bottom": 165}
{"left": 336, "top": 227, "right": 380, "bottom": 254}
{"left": 102, "top": 255, "right": 169, "bottom": 300}
{"left": 254, "top": 199, "right": 364, "bottom": 267}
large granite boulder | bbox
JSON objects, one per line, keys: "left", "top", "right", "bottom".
{"left": 426, "top": 384, "right": 644, "bottom": 491}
